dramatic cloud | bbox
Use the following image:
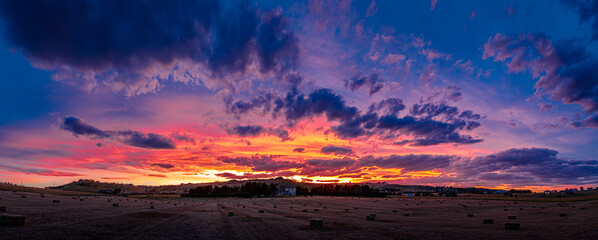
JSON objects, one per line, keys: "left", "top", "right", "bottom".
{"left": 226, "top": 125, "right": 292, "bottom": 141}
{"left": 345, "top": 73, "right": 385, "bottom": 96}
{"left": 152, "top": 163, "right": 175, "bottom": 169}
{"left": 457, "top": 148, "right": 598, "bottom": 185}
{"left": 563, "top": 0, "right": 598, "bottom": 40}
{"left": 359, "top": 154, "right": 455, "bottom": 172}
{"left": 483, "top": 33, "right": 598, "bottom": 128}
{"left": 320, "top": 145, "right": 354, "bottom": 155}
{"left": 170, "top": 131, "right": 196, "bottom": 145}
{"left": 369, "top": 98, "right": 406, "bottom": 115}
{"left": 0, "top": 0, "right": 299, "bottom": 95}
{"left": 293, "top": 147, "right": 305, "bottom": 153}
{"left": 60, "top": 116, "right": 175, "bottom": 149}
{"left": 218, "top": 155, "right": 302, "bottom": 172}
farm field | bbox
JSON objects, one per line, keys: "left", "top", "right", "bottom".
{"left": 1, "top": 190, "right": 597, "bottom": 240}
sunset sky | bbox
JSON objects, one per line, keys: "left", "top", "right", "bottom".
{"left": 0, "top": 0, "right": 597, "bottom": 190}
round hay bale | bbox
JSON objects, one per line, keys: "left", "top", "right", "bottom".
{"left": 366, "top": 215, "right": 376, "bottom": 221}
{"left": 403, "top": 213, "right": 410, "bottom": 217}
{"left": 392, "top": 210, "right": 398, "bottom": 213}
{"left": 228, "top": 212, "right": 234, "bottom": 216}
{"left": 345, "top": 208, "right": 349, "bottom": 211}
{"left": 302, "top": 209, "right": 308, "bottom": 212}
{"left": 508, "top": 216, "right": 516, "bottom": 219}
{"left": 483, "top": 219, "right": 494, "bottom": 224}
{"left": 467, "top": 214, "right": 474, "bottom": 217}
{"left": 53, "top": 200, "right": 60, "bottom": 203}
{"left": 113, "top": 203, "right": 119, "bottom": 207}
{"left": 259, "top": 209, "right": 264, "bottom": 213}
{"left": 310, "top": 218, "right": 324, "bottom": 228}
{"left": 0, "top": 206, "right": 6, "bottom": 212}
{"left": 150, "top": 206, "right": 155, "bottom": 209}
{"left": 21, "top": 196, "right": 26, "bottom": 199}
{"left": 504, "top": 223, "right": 520, "bottom": 230}
{"left": 314, "top": 209, "right": 319, "bottom": 212}
{"left": 1, "top": 214, "right": 26, "bottom": 227}
{"left": 559, "top": 213, "right": 567, "bottom": 217}
{"left": 80, "top": 199, "right": 84, "bottom": 201}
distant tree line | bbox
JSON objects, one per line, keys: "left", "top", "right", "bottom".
{"left": 305, "top": 184, "right": 386, "bottom": 197}
{"left": 182, "top": 183, "right": 388, "bottom": 198}
{"left": 182, "top": 182, "right": 278, "bottom": 197}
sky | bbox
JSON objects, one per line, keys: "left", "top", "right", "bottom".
{"left": 0, "top": 0, "right": 597, "bottom": 190}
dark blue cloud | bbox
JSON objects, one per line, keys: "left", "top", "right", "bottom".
{"left": 227, "top": 125, "right": 266, "bottom": 137}
{"left": 345, "top": 73, "right": 385, "bottom": 95}
{"left": 461, "top": 148, "right": 598, "bottom": 185}
{"left": 483, "top": 33, "right": 598, "bottom": 128}
{"left": 60, "top": 116, "right": 175, "bottom": 149}
{"left": 369, "top": 98, "right": 405, "bottom": 115}
{"left": 227, "top": 87, "right": 482, "bottom": 145}
{"left": 411, "top": 102, "right": 459, "bottom": 119}
{"left": 293, "top": 147, "right": 305, "bottom": 153}
{"left": 170, "top": 131, "right": 196, "bottom": 145}
{"left": 61, "top": 116, "right": 110, "bottom": 138}
{"left": 0, "top": 0, "right": 299, "bottom": 94}
{"left": 152, "top": 163, "right": 175, "bottom": 169}
{"left": 226, "top": 124, "right": 292, "bottom": 141}
{"left": 562, "top": 0, "right": 598, "bottom": 40}
{"left": 274, "top": 88, "right": 359, "bottom": 126}
{"left": 358, "top": 154, "right": 455, "bottom": 172}
{"left": 218, "top": 154, "right": 302, "bottom": 172}
{"left": 321, "top": 145, "right": 354, "bottom": 155}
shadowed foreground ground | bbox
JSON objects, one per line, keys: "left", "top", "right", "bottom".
{"left": 1, "top": 190, "right": 597, "bottom": 240}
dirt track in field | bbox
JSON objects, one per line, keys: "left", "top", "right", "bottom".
{"left": 1, "top": 190, "right": 597, "bottom": 240}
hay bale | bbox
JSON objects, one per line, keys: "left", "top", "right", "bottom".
{"left": 72, "top": 197, "right": 76, "bottom": 199}
{"left": 504, "top": 223, "right": 520, "bottom": 230}
{"left": 302, "top": 209, "right": 308, "bottom": 212}
{"left": 310, "top": 218, "right": 324, "bottom": 228}
{"left": 259, "top": 209, "right": 264, "bottom": 213}
{"left": 113, "top": 203, "right": 119, "bottom": 207}
{"left": 345, "top": 208, "right": 349, "bottom": 211}
{"left": 21, "top": 196, "right": 26, "bottom": 199}
{"left": 228, "top": 212, "right": 234, "bottom": 216}
{"left": 80, "top": 199, "right": 84, "bottom": 201}
{"left": 53, "top": 200, "right": 60, "bottom": 203}
{"left": 508, "top": 216, "right": 516, "bottom": 219}
{"left": 0, "top": 206, "right": 6, "bottom": 212}
{"left": 1, "top": 214, "right": 26, "bottom": 227}
{"left": 150, "top": 206, "right": 155, "bottom": 209}
{"left": 403, "top": 213, "right": 410, "bottom": 216}
{"left": 314, "top": 209, "right": 319, "bottom": 212}
{"left": 483, "top": 219, "right": 494, "bottom": 224}
{"left": 366, "top": 214, "right": 376, "bottom": 221}
{"left": 559, "top": 213, "right": 567, "bottom": 217}
{"left": 392, "top": 210, "right": 398, "bottom": 213}
{"left": 467, "top": 214, "right": 474, "bottom": 217}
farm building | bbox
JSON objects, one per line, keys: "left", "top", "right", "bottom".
{"left": 277, "top": 184, "right": 296, "bottom": 196}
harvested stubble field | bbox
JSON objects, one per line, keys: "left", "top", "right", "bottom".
{"left": 1, "top": 190, "right": 597, "bottom": 240}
